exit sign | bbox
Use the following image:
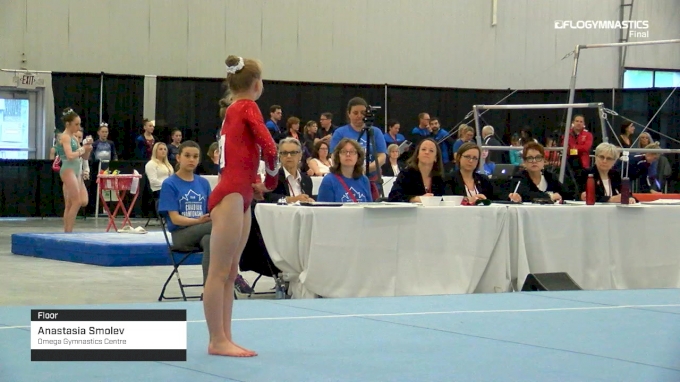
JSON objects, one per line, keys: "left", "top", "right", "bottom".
{"left": 13, "top": 72, "right": 45, "bottom": 89}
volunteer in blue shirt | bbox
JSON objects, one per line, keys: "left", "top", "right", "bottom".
{"left": 329, "top": 97, "right": 387, "bottom": 184}
{"left": 318, "top": 138, "right": 373, "bottom": 203}
{"left": 158, "top": 140, "right": 213, "bottom": 283}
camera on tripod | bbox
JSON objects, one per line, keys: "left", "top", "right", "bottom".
{"left": 363, "top": 105, "right": 381, "bottom": 126}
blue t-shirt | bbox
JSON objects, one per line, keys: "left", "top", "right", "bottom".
{"left": 265, "top": 120, "right": 280, "bottom": 133}
{"left": 411, "top": 127, "right": 430, "bottom": 137}
{"left": 383, "top": 132, "right": 405, "bottom": 146}
{"left": 329, "top": 125, "right": 387, "bottom": 178}
{"left": 158, "top": 174, "right": 212, "bottom": 232}
{"left": 431, "top": 129, "right": 450, "bottom": 163}
{"left": 317, "top": 174, "right": 373, "bottom": 203}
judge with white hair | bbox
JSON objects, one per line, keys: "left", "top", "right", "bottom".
{"left": 579, "top": 142, "right": 636, "bottom": 204}
{"left": 482, "top": 125, "right": 507, "bottom": 163}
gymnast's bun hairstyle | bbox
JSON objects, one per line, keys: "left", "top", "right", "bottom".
{"left": 61, "top": 107, "right": 79, "bottom": 124}
{"left": 224, "top": 55, "right": 262, "bottom": 104}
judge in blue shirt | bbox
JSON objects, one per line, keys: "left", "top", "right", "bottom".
{"left": 318, "top": 138, "right": 373, "bottom": 203}
{"left": 329, "top": 97, "right": 387, "bottom": 183}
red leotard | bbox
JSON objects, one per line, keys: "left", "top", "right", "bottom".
{"left": 208, "top": 99, "right": 278, "bottom": 213}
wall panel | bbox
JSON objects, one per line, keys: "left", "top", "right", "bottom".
{"left": 187, "top": 0, "right": 226, "bottom": 78}
{"left": 2, "top": 0, "right": 678, "bottom": 89}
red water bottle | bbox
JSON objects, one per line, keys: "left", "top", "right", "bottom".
{"left": 586, "top": 174, "right": 595, "bottom": 205}
{"left": 620, "top": 177, "right": 630, "bottom": 205}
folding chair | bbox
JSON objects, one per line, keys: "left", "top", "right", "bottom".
{"left": 157, "top": 203, "right": 204, "bottom": 302}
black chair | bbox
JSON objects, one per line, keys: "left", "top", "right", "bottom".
{"left": 157, "top": 202, "right": 204, "bottom": 301}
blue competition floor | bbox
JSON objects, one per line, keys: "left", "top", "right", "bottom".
{"left": 1, "top": 289, "right": 679, "bottom": 381}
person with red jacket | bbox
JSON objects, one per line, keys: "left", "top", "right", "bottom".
{"left": 562, "top": 114, "right": 593, "bottom": 170}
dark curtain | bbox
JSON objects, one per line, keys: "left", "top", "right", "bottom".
{"left": 51, "top": 73, "right": 101, "bottom": 135}
{"left": 101, "top": 74, "right": 145, "bottom": 160}
{"left": 387, "top": 86, "right": 509, "bottom": 143}
{"left": 257, "top": 81, "right": 385, "bottom": 129}
{"left": 155, "top": 77, "right": 225, "bottom": 156}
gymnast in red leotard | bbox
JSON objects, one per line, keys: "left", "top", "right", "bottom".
{"left": 205, "top": 55, "right": 278, "bottom": 358}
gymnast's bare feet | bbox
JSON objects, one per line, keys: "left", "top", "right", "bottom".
{"left": 208, "top": 340, "right": 257, "bottom": 357}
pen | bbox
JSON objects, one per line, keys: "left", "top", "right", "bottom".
{"left": 513, "top": 181, "right": 521, "bottom": 194}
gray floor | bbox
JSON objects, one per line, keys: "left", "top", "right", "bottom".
{"left": 0, "top": 217, "right": 275, "bottom": 307}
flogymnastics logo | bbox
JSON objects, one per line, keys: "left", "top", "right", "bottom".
{"left": 554, "top": 20, "right": 649, "bottom": 38}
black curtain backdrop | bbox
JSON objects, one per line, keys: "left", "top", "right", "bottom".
{"left": 155, "top": 77, "right": 225, "bottom": 157}
{"left": 256, "top": 81, "right": 385, "bottom": 129}
{"left": 155, "top": 78, "right": 386, "bottom": 153}
{"left": 102, "top": 74, "right": 145, "bottom": 160}
{"left": 51, "top": 73, "right": 102, "bottom": 136}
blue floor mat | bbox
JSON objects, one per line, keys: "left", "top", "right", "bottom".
{"left": 11, "top": 232, "right": 202, "bottom": 267}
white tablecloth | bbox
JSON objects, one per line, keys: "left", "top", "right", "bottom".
{"left": 508, "top": 204, "right": 680, "bottom": 291}
{"left": 254, "top": 203, "right": 512, "bottom": 298}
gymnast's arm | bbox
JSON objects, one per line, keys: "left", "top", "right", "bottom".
{"left": 60, "top": 134, "right": 85, "bottom": 160}
{"left": 245, "top": 102, "right": 279, "bottom": 190}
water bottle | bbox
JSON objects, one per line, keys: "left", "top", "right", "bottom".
{"left": 586, "top": 174, "right": 596, "bottom": 205}
{"left": 620, "top": 177, "right": 630, "bottom": 204}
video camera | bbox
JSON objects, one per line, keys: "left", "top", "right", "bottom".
{"left": 363, "top": 105, "right": 381, "bottom": 126}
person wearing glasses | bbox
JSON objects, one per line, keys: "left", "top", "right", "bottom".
{"left": 445, "top": 142, "right": 521, "bottom": 204}
{"left": 317, "top": 138, "right": 373, "bottom": 203}
{"left": 264, "top": 138, "right": 314, "bottom": 203}
{"left": 515, "top": 142, "right": 565, "bottom": 203}
{"left": 579, "top": 142, "right": 636, "bottom": 204}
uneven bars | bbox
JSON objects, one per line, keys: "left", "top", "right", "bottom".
{"left": 562, "top": 38, "right": 680, "bottom": 184}
{"left": 579, "top": 39, "right": 680, "bottom": 49}
{"left": 476, "top": 103, "right": 598, "bottom": 110}
{"left": 473, "top": 102, "right": 603, "bottom": 172}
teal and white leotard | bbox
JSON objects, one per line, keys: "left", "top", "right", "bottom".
{"left": 55, "top": 136, "right": 82, "bottom": 176}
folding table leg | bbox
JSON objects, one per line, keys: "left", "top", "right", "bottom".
{"left": 99, "top": 190, "right": 117, "bottom": 232}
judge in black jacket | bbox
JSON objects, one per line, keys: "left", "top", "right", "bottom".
{"left": 263, "top": 137, "right": 315, "bottom": 204}
{"left": 578, "top": 142, "right": 636, "bottom": 204}
{"left": 515, "top": 142, "right": 565, "bottom": 203}
{"left": 445, "top": 142, "right": 521, "bottom": 203}
{"left": 381, "top": 144, "right": 407, "bottom": 177}
{"left": 388, "top": 138, "right": 445, "bottom": 203}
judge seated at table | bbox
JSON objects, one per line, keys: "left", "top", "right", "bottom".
{"left": 264, "top": 137, "right": 314, "bottom": 204}
{"left": 514, "top": 142, "right": 565, "bottom": 203}
{"left": 388, "top": 138, "right": 445, "bottom": 203}
{"left": 578, "top": 142, "right": 636, "bottom": 204}
{"left": 445, "top": 142, "right": 521, "bottom": 204}
{"left": 381, "top": 144, "right": 407, "bottom": 177}
{"left": 628, "top": 142, "right": 671, "bottom": 194}
{"left": 317, "top": 138, "right": 373, "bottom": 203}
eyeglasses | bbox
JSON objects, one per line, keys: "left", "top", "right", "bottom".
{"left": 280, "top": 150, "right": 301, "bottom": 157}
{"left": 596, "top": 155, "right": 616, "bottom": 162}
{"left": 461, "top": 155, "right": 479, "bottom": 162}
{"left": 340, "top": 150, "right": 358, "bottom": 156}
{"left": 524, "top": 156, "right": 544, "bottom": 163}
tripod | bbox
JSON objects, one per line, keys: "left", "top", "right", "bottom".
{"left": 358, "top": 105, "right": 386, "bottom": 200}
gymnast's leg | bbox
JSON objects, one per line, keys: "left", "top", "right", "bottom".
{"left": 204, "top": 193, "right": 255, "bottom": 357}
{"left": 222, "top": 204, "right": 254, "bottom": 354}
{"left": 61, "top": 169, "right": 80, "bottom": 233}
{"left": 79, "top": 177, "right": 89, "bottom": 208}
